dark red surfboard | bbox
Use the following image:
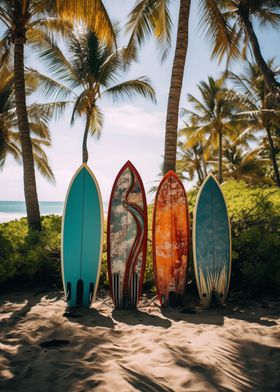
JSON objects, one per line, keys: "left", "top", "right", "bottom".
{"left": 107, "top": 161, "right": 148, "bottom": 309}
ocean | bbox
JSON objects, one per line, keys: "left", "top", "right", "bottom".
{"left": 0, "top": 201, "right": 109, "bottom": 223}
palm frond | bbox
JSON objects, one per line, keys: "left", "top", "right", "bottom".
{"left": 34, "top": 154, "right": 55, "bottom": 183}
{"left": 27, "top": 68, "right": 75, "bottom": 101}
{"left": 102, "top": 77, "right": 157, "bottom": 103}
{"left": 199, "top": 0, "right": 240, "bottom": 63}
{"left": 56, "top": 0, "right": 116, "bottom": 48}
{"left": 88, "top": 106, "right": 104, "bottom": 138}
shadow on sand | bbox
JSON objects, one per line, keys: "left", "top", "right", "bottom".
{"left": 64, "top": 306, "right": 115, "bottom": 329}
{"left": 166, "top": 339, "right": 280, "bottom": 392}
{"left": 162, "top": 306, "right": 225, "bottom": 326}
{"left": 0, "top": 291, "right": 49, "bottom": 330}
{"left": 120, "top": 365, "right": 174, "bottom": 392}
{"left": 223, "top": 302, "right": 279, "bottom": 327}
{"left": 112, "top": 308, "right": 172, "bottom": 328}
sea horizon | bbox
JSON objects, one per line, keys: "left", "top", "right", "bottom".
{"left": 0, "top": 200, "right": 109, "bottom": 223}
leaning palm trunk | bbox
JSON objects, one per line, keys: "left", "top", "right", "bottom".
{"left": 265, "top": 125, "right": 280, "bottom": 187}
{"left": 218, "top": 127, "right": 223, "bottom": 183}
{"left": 163, "top": 0, "right": 191, "bottom": 174}
{"left": 14, "top": 35, "right": 42, "bottom": 231}
{"left": 82, "top": 114, "right": 91, "bottom": 164}
{"left": 240, "top": 9, "right": 280, "bottom": 96}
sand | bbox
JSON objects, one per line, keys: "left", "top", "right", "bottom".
{"left": 0, "top": 290, "right": 279, "bottom": 392}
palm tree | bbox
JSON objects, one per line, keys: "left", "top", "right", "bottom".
{"left": 0, "top": 66, "right": 55, "bottom": 181}
{"left": 180, "top": 76, "right": 244, "bottom": 183}
{"left": 126, "top": 0, "right": 191, "bottom": 173}
{"left": 222, "top": 134, "right": 269, "bottom": 185}
{"left": 200, "top": 0, "right": 280, "bottom": 95}
{"left": 0, "top": 0, "right": 115, "bottom": 230}
{"left": 178, "top": 117, "right": 214, "bottom": 180}
{"left": 35, "top": 29, "right": 156, "bottom": 163}
{"left": 229, "top": 60, "right": 280, "bottom": 186}
{"left": 177, "top": 141, "right": 208, "bottom": 185}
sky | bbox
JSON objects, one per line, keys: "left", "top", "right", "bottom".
{"left": 0, "top": 0, "right": 280, "bottom": 203}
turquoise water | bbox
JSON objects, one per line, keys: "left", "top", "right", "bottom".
{"left": 0, "top": 201, "right": 109, "bottom": 223}
{"left": 0, "top": 201, "right": 64, "bottom": 223}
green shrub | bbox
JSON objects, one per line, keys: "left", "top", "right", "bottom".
{"left": 0, "top": 215, "right": 62, "bottom": 287}
{"left": 222, "top": 180, "right": 280, "bottom": 295}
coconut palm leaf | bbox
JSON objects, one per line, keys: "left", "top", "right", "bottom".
{"left": 33, "top": 154, "right": 55, "bottom": 183}
{"left": 102, "top": 78, "right": 156, "bottom": 103}
{"left": 126, "top": 0, "right": 172, "bottom": 62}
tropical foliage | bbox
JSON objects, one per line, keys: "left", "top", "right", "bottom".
{"left": 0, "top": 66, "right": 58, "bottom": 181}
{"left": 178, "top": 64, "right": 280, "bottom": 186}
{"left": 199, "top": 0, "right": 280, "bottom": 95}
{"left": 1, "top": 181, "right": 280, "bottom": 296}
{"left": 178, "top": 76, "right": 246, "bottom": 183}
{"left": 126, "top": 0, "right": 191, "bottom": 173}
{"left": 0, "top": 0, "right": 115, "bottom": 230}
{"left": 35, "top": 28, "right": 156, "bottom": 163}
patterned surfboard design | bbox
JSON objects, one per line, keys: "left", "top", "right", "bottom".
{"left": 107, "top": 161, "right": 147, "bottom": 309}
{"left": 153, "top": 171, "right": 190, "bottom": 306}
{"left": 193, "top": 174, "right": 231, "bottom": 307}
{"left": 61, "top": 164, "right": 104, "bottom": 308}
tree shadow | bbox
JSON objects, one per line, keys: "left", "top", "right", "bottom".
{"left": 161, "top": 306, "right": 224, "bottom": 326}
{"left": 120, "top": 365, "right": 174, "bottom": 392}
{"left": 222, "top": 303, "right": 279, "bottom": 327}
{"left": 63, "top": 306, "right": 115, "bottom": 329}
{"left": 112, "top": 308, "right": 172, "bottom": 329}
{"left": 0, "top": 291, "right": 108, "bottom": 391}
{"left": 0, "top": 292, "right": 46, "bottom": 330}
{"left": 166, "top": 339, "right": 280, "bottom": 392}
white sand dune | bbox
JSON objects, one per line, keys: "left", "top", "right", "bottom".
{"left": 0, "top": 290, "right": 279, "bottom": 391}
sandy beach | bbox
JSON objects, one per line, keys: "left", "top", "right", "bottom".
{"left": 0, "top": 289, "right": 279, "bottom": 392}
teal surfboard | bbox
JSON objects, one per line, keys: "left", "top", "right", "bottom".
{"left": 61, "top": 164, "right": 104, "bottom": 308}
{"left": 193, "top": 174, "right": 231, "bottom": 307}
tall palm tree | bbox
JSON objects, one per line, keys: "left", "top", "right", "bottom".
{"left": 229, "top": 60, "right": 280, "bottom": 186}
{"left": 200, "top": 0, "right": 280, "bottom": 95}
{"left": 0, "top": 66, "right": 55, "bottom": 181}
{"left": 126, "top": 0, "right": 191, "bottom": 173}
{"left": 0, "top": 0, "right": 115, "bottom": 230}
{"left": 35, "top": 29, "right": 156, "bottom": 163}
{"left": 180, "top": 76, "right": 243, "bottom": 183}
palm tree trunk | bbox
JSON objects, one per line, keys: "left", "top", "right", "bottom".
{"left": 197, "top": 166, "right": 203, "bottom": 185}
{"left": 14, "top": 32, "right": 42, "bottom": 230}
{"left": 163, "top": 0, "right": 191, "bottom": 174}
{"left": 265, "top": 125, "right": 280, "bottom": 187}
{"left": 201, "top": 153, "right": 208, "bottom": 178}
{"left": 82, "top": 114, "right": 90, "bottom": 163}
{"left": 239, "top": 4, "right": 280, "bottom": 95}
{"left": 218, "top": 127, "right": 223, "bottom": 183}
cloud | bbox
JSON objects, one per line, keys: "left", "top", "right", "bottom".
{"left": 103, "top": 104, "right": 165, "bottom": 138}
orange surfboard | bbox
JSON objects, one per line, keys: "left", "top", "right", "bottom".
{"left": 152, "top": 171, "right": 190, "bottom": 306}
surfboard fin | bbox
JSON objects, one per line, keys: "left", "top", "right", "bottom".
{"left": 130, "top": 272, "right": 139, "bottom": 309}
{"left": 169, "top": 291, "right": 177, "bottom": 307}
{"left": 76, "top": 279, "right": 84, "bottom": 306}
{"left": 66, "top": 282, "right": 71, "bottom": 301}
